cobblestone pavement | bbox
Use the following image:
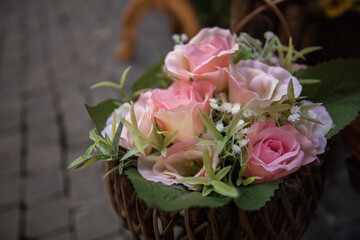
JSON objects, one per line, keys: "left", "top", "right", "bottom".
{"left": 0, "top": 0, "right": 359, "bottom": 239}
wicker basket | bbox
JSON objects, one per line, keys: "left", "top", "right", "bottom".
{"left": 105, "top": 142, "right": 333, "bottom": 240}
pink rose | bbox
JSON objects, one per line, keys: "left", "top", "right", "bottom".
{"left": 228, "top": 60, "right": 302, "bottom": 109}
{"left": 295, "top": 100, "right": 333, "bottom": 154}
{"left": 152, "top": 81, "right": 215, "bottom": 139}
{"left": 164, "top": 27, "right": 238, "bottom": 92}
{"left": 138, "top": 136, "right": 218, "bottom": 186}
{"left": 244, "top": 119, "right": 317, "bottom": 183}
{"left": 120, "top": 91, "right": 159, "bottom": 155}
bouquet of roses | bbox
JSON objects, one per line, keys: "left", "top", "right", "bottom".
{"left": 70, "top": 27, "right": 360, "bottom": 211}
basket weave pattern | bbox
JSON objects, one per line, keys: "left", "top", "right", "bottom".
{"left": 105, "top": 152, "right": 327, "bottom": 240}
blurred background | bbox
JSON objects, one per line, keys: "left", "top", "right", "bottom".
{"left": 0, "top": 0, "right": 359, "bottom": 239}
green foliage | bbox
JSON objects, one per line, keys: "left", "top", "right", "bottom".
{"left": 131, "top": 59, "right": 173, "bottom": 94}
{"left": 85, "top": 99, "right": 118, "bottom": 132}
{"left": 294, "top": 59, "right": 360, "bottom": 138}
{"left": 233, "top": 181, "right": 280, "bottom": 210}
{"left": 236, "top": 33, "right": 321, "bottom": 74}
{"left": 125, "top": 168, "right": 230, "bottom": 211}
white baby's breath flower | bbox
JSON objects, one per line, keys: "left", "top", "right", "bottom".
{"left": 172, "top": 34, "right": 180, "bottom": 43}
{"left": 180, "top": 33, "right": 188, "bottom": 42}
{"left": 220, "top": 102, "right": 233, "bottom": 113}
{"left": 264, "top": 31, "right": 276, "bottom": 40}
{"left": 290, "top": 105, "right": 301, "bottom": 114}
{"left": 243, "top": 108, "right": 253, "bottom": 118}
{"left": 232, "top": 103, "right": 241, "bottom": 115}
{"left": 209, "top": 98, "right": 217, "bottom": 103}
{"left": 216, "top": 122, "right": 225, "bottom": 132}
{"left": 232, "top": 144, "right": 241, "bottom": 154}
{"left": 210, "top": 101, "right": 220, "bottom": 110}
{"left": 288, "top": 113, "right": 301, "bottom": 122}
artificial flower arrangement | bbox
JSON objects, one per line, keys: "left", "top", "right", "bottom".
{"left": 70, "top": 27, "right": 360, "bottom": 238}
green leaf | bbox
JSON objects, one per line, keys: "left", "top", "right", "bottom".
{"left": 225, "top": 111, "right": 244, "bottom": 137}
{"left": 161, "top": 147, "right": 167, "bottom": 157}
{"left": 300, "top": 103, "right": 323, "bottom": 111}
{"left": 120, "top": 146, "right": 144, "bottom": 161}
{"left": 86, "top": 99, "right": 118, "bottom": 132}
{"left": 203, "top": 148, "right": 215, "bottom": 180}
{"left": 134, "top": 136, "right": 145, "bottom": 155}
{"left": 85, "top": 143, "right": 96, "bottom": 156}
{"left": 298, "top": 79, "right": 321, "bottom": 85}
{"left": 297, "top": 46, "right": 322, "bottom": 58}
{"left": 120, "top": 66, "right": 131, "bottom": 89}
{"left": 242, "top": 177, "right": 261, "bottom": 186}
{"left": 262, "top": 104, "right": 292, "bottom": 112}
{"left": 125, "top": 168, "right": 230, "bottom": 211}
{"left": 232, "top": 47, "right": 251, "bottom": 64}
{"left": 68, "top": 155, "right": 106, "bottom": 169}
{"left": 287, "top": 79, "right": 295, "bottom": 104}
{"left": 234, "top": 181, "right": 280, "bottom": 210}
{"left": 103, "top": 165, "right": 119, "bottom": 179}
{"left": 131, "top": 59, "right": 172, "bottom": 93}
{"left": 91, "top": 81, "right": 122, "bottom": 90}
{"left": 130, "top": 103, "right": 138, "bottom": 132}
{"left": 300, "top": 114, "right": 324, "bottom": 125}
{"left": 89, "top": 129, "right": 97, "bottom": 141}
{"left": 199, "top": 109, "right": 223, "bottom": 140}
{"left": 294, "top": 59, "right": 360, "bottom": 139}
{"left": 177, "top": 177, "right": 211, "bottom": 185}
{"left": 112, "top": 123, "right": 123, "bottom": 154}
{"left": 163, "top": 130, "right": 179, "bottom": 147}
{"left": 211, "top": 180, "right": 238, "bottom": 197}
{"left": 197, "top": 140, "right": 217, "bottom": 146}
{"left": 215, "top": 166, "right": 231, "bottom": 181}
{"left": 202, "top": 185, "right": 213, "bottom": 196}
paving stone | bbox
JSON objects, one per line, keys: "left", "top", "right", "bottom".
{"left": 26, "top": 122, "right": 59, "bottom": 149}
{"left": 100, "top": 231, "right": 132, "bottom": 240}
{"left": 69, "top": 174, "right": 106, "bottom": 208}
{"left": 26, "top": 143, "right": 61, "bottom": 173}
{"left": 26, "top": 93, "right": 57, "bottom": 124}
{"left": 0, "top": 209, "right": 19, "bottom": 240}
{"left": 47, "top": 231, "right": 71, "bottom": 240}
{"left": 0, "top": 179, "right": 19, "bottom": 206}
{"left": 24, "top": 64, "right": 48, "bottom": 93}
{"left": 25, "top": 198, "right": 69, "bottom": 238}
{"left": 75, "top": 203, "right": 120, "bottom": 240}
{"left": 0, "top": 112, "right": 21, "bottom": 135}
{"left": 0, "top": 132, "right": 21, "bottom": 176}
{"left": 0, "top": 68, "right": 21, "bottom": 91}
{"left": 25, "top": 169, "right": 64, "bottom": 203}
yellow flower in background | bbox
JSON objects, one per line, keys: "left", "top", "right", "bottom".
{"left": 322, "top": 0, "right": 354, "bottom": 18}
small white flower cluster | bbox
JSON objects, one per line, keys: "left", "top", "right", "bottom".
{"left": 172, "top": 33, "right": 188, "bottom": 44}
{"left": 215, "top": 122, "right": 225, "bottom": 132}
{"left": 209, "top": 98, "right": 241, "bottom": 115}
{"left": 288, "top": 105, "right": 301, "bottom": 123}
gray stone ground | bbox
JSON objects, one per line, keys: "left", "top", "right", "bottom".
{"left": 0, "top": 0, "right": 359, "bottom": 239}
